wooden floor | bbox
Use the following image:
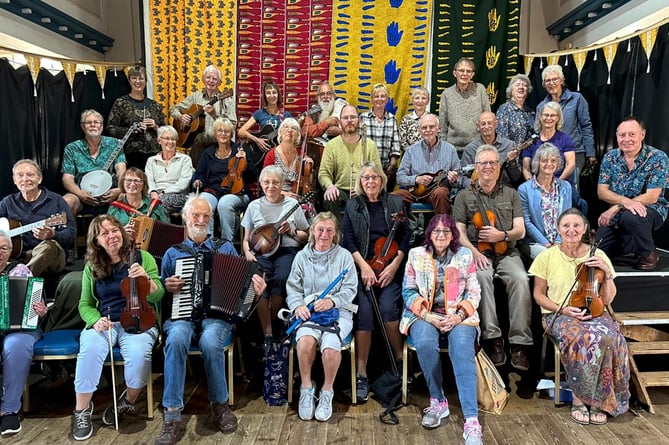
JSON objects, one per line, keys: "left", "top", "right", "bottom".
{"left": 14, "top": 366, "right": 669, "bottom": 445}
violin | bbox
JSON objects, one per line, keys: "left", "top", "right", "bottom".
{"left": 472, "top": 191, "right": 507, "bottom": 256}
{"left": 570, "top": 243, "right": 605, "bottom": 317}
{"left": 220, "top": 149, "right": 248, "bottom": 195}
{"left": 119, "top": 246, "right": 156, "bottom": 333}
{"left": 368, "top": 211, "right": 405, "bottom": 276}
{"left": 291, "top": 158, "right": 314, "bottom": 196}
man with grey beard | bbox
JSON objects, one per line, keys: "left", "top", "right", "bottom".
{"left": 302, "top": 81, "right": 343, "bottom": 141}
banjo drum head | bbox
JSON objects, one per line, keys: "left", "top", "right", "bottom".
{"left": 80, "top": 171, "right": 113, "bottom": 197}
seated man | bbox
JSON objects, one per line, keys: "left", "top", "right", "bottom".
{"left": 155, "top": 196, "right": 266, "bottom": 445}
{"left": 453, "top": 145, "right": 533, "bottom": 370}
{"left": 61, "top": 109, "right": 126, "bottom": 217}
{"left": 301, "top": 81, "right": 343, "bottom": 142}
{"left": 0, "top": 159, "right": 75, "bottom": 276}
{"left": 462, "top": 111, "right": 523, "bottom": 189}
{"left": 395, "top": 113, "right": 462, "bottom": 215}
{"left": 596, "top": 116, "right": 669, "bottom": 270}
{"left": 318, "top": 104, "right": 381, "bottom": 216}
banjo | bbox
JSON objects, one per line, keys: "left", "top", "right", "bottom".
{"left": 79, "top": 122, "right": 140, "bottom": 197}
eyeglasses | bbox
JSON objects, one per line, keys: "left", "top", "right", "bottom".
{"left": 215, "top": 129, "right": 232, "bottom": 134}
{"left": 82, "top": 120, "right": 102, "bottom": 126}
{"left": 261, "top": 180, "right": 281, "bottom": 186}
{"left": 318, "top": 91, "right": 333, "bottom": 98}
{"left": 124, "top": 178, "right": 143, "bottom": 184}
{"left": 361, "top": 175, "right": 381, "bottom": 182}
{"left": 0, "top": 246, "right": 10, "bottom": 253}
{"left": 432, "top": 229, "right": 452, "bottom": 236}
{"left": 541, "top": 113, "right": 558, "bottom": 119}
{"left": 539, "top": 158, "right": 558, "bottom": 164}
{"left": 340, "top": 115, "right": 358, "bottom": 122}
{"left": 455, "top": 69, "right": 474, "bottom": 74}
{"left": 475, "top": 160, "right": 499, "bottom": 166}
{"left": 161, "top": 136, "right": 177, "bottom": 142}
{"left": 544, "top": 77, "right": 561, "bottom": 84}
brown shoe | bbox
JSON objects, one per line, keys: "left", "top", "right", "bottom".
{"left": 154, "top": 420, "right": 180, "bottom": 445}
{"left": 510, "top": 346, "right": 529, "bottom": 371}
{"left": 635, "top": 250, "right": 659, "bottom": 270}
{"left": 485, "top": 338, "right": 506, "bottom": 367}
{"left": 212, "top": 402, "right": 238, "bottom": 434}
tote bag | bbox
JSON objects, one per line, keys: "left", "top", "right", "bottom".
{"left": 475, "top": 349, "right": 509, "bottom": 414}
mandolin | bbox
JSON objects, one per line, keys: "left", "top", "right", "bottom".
{"left": 408, "top": 165, "right": 474, "bottom": 200}
{"left": 0, "top": 213, "right": 67, "bottom": 258}
{"left": 248, "top": 191, "right": 315, "bottom": 256}
{"left": 173, "top": 88, "right": 234, "bottom": 148}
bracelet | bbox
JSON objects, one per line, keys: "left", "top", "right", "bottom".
{"left": 456, "top": 309, "right": 466, "bottom": 321}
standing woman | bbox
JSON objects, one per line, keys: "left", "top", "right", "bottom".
{"left": 238, "top": 80, "right": 293, "bottom": 153}
{"left": 496, "top": 74, "right": 535, "bottom": 146}
{"left": 242, "top": 166, "right": 309, "bottom": 355}
{"left": 342, "top": 162, "right": 409, "bottom": 402}
{"left": 398, "top": 87, "right": 430, "bottom": 150}
{"left": 401, "top": 214, "right": 483, "bottom": 443}
{"left": 529, "top": 208, "right": 629, "bottom": 425}
{"left": 71, "top": 215, "right": 164, "bottom": 441}
{"left": 286, "top": 212, "right": 358, "bottom": 422}
{"left": 108, "top": 168, "right": 167, "bottom": 237}
{"left": 0, "top": 232, "right": 47, "bottom": 436}
{"left": 193, "top": 117, "right": 258, "bottom": 243}
{"left": 107, "top": 65, "right": 165, "bottom": 169}
{"left": 145, "top": 125, "right": 194, "bottom": 214}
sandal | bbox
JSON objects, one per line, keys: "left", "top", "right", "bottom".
{"left": 589, "top": 408, "right": 608, "bottom": 425}
{"left": 570, "top": 403, "right": 590, "bottom": 425}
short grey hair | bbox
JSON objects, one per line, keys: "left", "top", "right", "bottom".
{"left": 531, "top": 142, "right": 564, "bottom": 175}
{"left": 506, "top": 74, "right": 532, "bottom": 99}
{"left": 276, "top": 117, "right": 301, "bottom": 145}
{"left": 259, "top": 165, "right": 285, "bottom": 185}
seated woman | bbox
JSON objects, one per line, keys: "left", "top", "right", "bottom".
{"left": 242, "top": 166, "right": 309, "bottom": 356}
{"left": 285, "top": 212, "right": 358, "bottom": 422}
{"left": 193, "top": 117, "right": 258, "bottom": 243}
{"left": 238, "top": 80, "right": 292, "bottom": 154}
{"left": 145, "top": 125, "right": 194, "bottom": 214}
{"left": 529, "top": 208, "right": 629, "bottom": 426}
{"left": 400, "top": 214, "right": 483, "bottom": 444}
{"left": 518, "top": 143, "right": 572, "bottom": 259}
{"left": 398, "top": 87, "right": 430, "bottom": 150}
{"left": 108, "top": 167, "right": 168, "bottom": 238}
{"left": 342, "top": 162, "right": 409, "bottom": 402}
{"left": 71, "top": 215, "right": 164, "bottom": 441}
{"left": 0, "top": 231, "right": 47, "bottom": 436}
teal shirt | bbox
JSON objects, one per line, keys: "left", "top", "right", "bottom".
{"left": 61, "top": 136, "right": 127, "bottom": 185}
{"left": 108, "top": 196, "right": 168, "bottom": 226}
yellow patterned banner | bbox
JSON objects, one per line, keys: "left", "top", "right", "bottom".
{"left": 95, "top": 65, "right": 108, "bottom": 99}
{"left": 640, "top": 28, "right": 658, "bottom": 73}
{"left": 61, "top": 61, "right": 76, "bottom": 102}
{"left": 24, "top": 54, "right": 40, "bottom": 97}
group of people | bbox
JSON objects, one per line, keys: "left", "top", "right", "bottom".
{"left": 0, "top": 56, "right": 664, "bottom": 445}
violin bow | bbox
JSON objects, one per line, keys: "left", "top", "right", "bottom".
{"left": 107, "top": 306, "right": 119, "bottom": 430}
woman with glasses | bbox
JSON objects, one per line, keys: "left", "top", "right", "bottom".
{"left": 342, "top": 162, "right": 409, "bottom": 403}
{"left": 399, "top": 87, "right": 430, "bottom": 150}
{"left": 193, "top": 117, "right": 258, "bottom": 243}
{"left": 496, "top": 74, "right": 535, "bottom": 146}
{"left": 107, "top": 65, "right": 165, "bottom": 169}
{"left": 241, "top": 165, "right": 309, "bottom": 355}
{"left": 108, "top": 167, "right": 167, "bottom": 238}
{"left": 401, "top": 214, "right": 483, "bottom": 444}
{"left": 145, "top": 125, "right": 194, "bottom": 214}
{"left": 518, "top": 143, "right": 572, "bottom": 259}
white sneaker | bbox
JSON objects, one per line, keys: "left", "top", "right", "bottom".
{"left": 421, "top": 397, "right": 450, "bottom": 429}
{"left": 298, "top": 383, "right": 316, "bottom": 420}
{"left": 315, "top": 390, "right": 334, "bottom": 421}
{"left": 463, "top": 418, "right": 484, "bottom": 445}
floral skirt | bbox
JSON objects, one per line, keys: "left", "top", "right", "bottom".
{"left": 544, "top": 312, "right": 630, "bottom": 416}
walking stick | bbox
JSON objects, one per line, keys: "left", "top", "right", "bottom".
{"left": 107, "top": 307, "right": 119, "bottom": 430}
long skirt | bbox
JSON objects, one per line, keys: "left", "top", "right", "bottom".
{"left": 545, "top": 312, "right": 630, "bottom": 416}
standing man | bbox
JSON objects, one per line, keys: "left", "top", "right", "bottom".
{"left": 61, "top": 109, "right": 126, "bottom": 217}
{"left": 462, "top": 111, "right": 523, "bottom": 188}
{"left": 170, "top": 65, "right": 237, "bottom": 166}
{"left": 302, "top": 81, "right": 342, "bottom": 141}
{"left": 453, "top": 145, "right": 533, "bottom": 370}
{"left": 596, "top": 117, "right": 668, "bottom": 270}
{"left": 438, "top": 58, "right": 491, "bottom": 154}
{"left": 155, "top": 196, "right": 266, "bottom": 445}
{"left": 395, "top": 113, "right": 462, "bottom": 215}
{"left": 318, "top": 105, "right": 381, "bottom": 216}
{"left": 0, "top": 159, "right": 75, "bottom": 276}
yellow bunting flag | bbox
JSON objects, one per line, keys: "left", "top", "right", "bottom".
{"left": 640, "top": 28, "right": 658, "bottom": 73}
{"left": 603, "top": 44, "right": 617, "bottom": 85}
{"left": 61, "top": 61, "right": 77, "bottom": 102}
{"left": 24, "top": 54, "right": 41, "bottom": 96}
{"left": 523, "top": 55, "right": 534, "bottom": 75}
{"left": 95, "top": 65, "right": 108, "bottom": 99}
{"left": 572, "top": 51, "right": 587, "bottom": 91}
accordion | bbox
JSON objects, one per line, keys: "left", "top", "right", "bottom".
{"left": 131, "top": 216, "right": 187, "bottom": 260}
{"left": 0, "top": 276, "right": 44, "bottom": 331}
{"left": 171, "top": 252, "right": 260, "bottom": 323}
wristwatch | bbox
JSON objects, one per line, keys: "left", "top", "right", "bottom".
{"left": 504, "top": 231, "right": 510, "bottom": 242}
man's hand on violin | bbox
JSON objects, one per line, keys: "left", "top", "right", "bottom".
{"left": 477, "top": 225, "right": 504, "bottom": 243}
{"left": 164, "top": 276, "right": 185, "bottom": 293}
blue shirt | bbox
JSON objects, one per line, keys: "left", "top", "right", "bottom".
{"left": 252, "top": 109, "right": 292, "bottom": 129}
{"left": 598, "top": 144, "right": 669, "bottom": 222}
{"left": 161, "top": 237, "right": 237, "bottom": 281}
{"left": 536, "top": 90, "right": 595, "bottom": 157}
{"left": 523, "top": 131, "right": 575, "bottom": 182}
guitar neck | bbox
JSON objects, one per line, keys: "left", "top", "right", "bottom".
{"left": 8, "top": 219, "right": 50, "bottom": 238}
{"left": 102, "top": 124, "right": 138, "bottom": 172}
{"left": 274, "top": 203, "right": 301, "bottom": 229}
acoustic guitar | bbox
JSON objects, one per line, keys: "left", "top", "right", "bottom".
{"left": 173, "top": 88, "right": 234, "bottom": 148}
{"left": 248, "top": 191, "right": 316, "bottom": 256}
{"left": 244, "top": 105, "right": 322, "bottom": 167}
{"left": 0, "top": 213, "right": 67, "bottom": 258}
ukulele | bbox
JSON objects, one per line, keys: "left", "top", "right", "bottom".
{"left": 368, "top": 211, "right": 405, "bottom": 276}
{"left": 173, "top": 88, "right": 234, "bottom": 148}
{"left": 248, "top": 191, "right": 316, "bottom": 256}
{"left": 0, "top": 213, "right": 67, "bottom": 258}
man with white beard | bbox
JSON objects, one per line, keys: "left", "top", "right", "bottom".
{"left": 302, "top": 81, "right": 343, "bottom": 141}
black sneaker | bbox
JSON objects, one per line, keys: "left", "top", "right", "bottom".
{"left": 102, "top": 389, "right": 136, "bottom": 426}
{"left": 356, "top": 374, "right": 369, "bottom": 403}
{"left": 0, "top": 412, "right": 21, "bottom": 436}
{"left": 72, "top": 401, "right": 94, "bottom": 441}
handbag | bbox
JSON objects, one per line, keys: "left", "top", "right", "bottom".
{"left": 370, "top": 368, "right": 402, "bottom": 424}
{"left": 263, "top": 341, "right": 290, "bottom": 406}
{"left": 475, "top": 349, "right": 509, "bottom": 414}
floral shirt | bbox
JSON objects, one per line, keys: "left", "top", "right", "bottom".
{"left": 599, "top": 144, "right": 669, "bottom": 222}
{"left": 538, "top": 178, "right": 560, "bottom": 244}
{"left": 496, "top": 100, "right": 535, "bottom": 145}
{"left": 61, "top": 136, "right": 127, "bottom": 185}
{"left": 398, "top": 111, "right": 423, "bottom": 150}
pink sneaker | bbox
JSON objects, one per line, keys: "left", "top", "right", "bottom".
{"left": 421, "top": 397, "right": 449, "bottom": 429}
{"left": 463, "top": 418, "right": 483, "bottom": 445}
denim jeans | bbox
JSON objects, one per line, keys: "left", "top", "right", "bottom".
{"left": 74, "top": 323, "right": 157, "bottom": 394}
{"left": 199, "top": 192, "right": 249, "bottom": 242}
{"left": 409, "top": 320, "right": 478, "bottom": 419}
{"left": 1, "top": 329, "right": 42, "bottom": 413}
{"left": 162, "top": 318, "right": 233, "bottom": 410}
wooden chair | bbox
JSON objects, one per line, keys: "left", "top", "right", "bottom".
{"left": 401, "top": 334, "right": 448, "bottom": 405}
{"left": 539, "top": 334, "right": 564, "bottom": 406}
{"left": 105, "top": 345, "right": 156, "bottom": 418}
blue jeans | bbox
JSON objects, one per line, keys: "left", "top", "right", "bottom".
{"left": 74, "top": 324, "right": 158, "bottom": 394}
{"left": 1, "top": 330, "right": 42, "bottom": 413}
{"left": 200, "top": 192, "right": 249, "bottom": 242}
{"left": 409, "top": 320, "right": 478, "bottom": 419}
{"left": 162, "top": 318, "right": 232, "bottom": 410}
